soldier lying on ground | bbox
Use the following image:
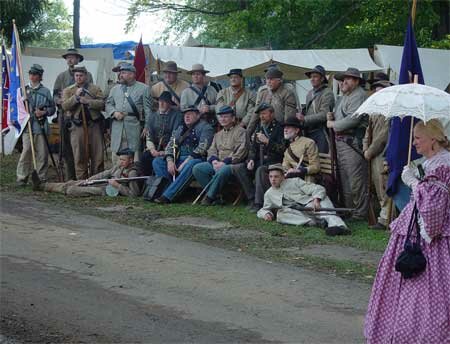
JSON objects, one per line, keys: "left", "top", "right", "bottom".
{"left": 32, "top": 148, "right": 142, "bottom": 197}
{"left": 257, "top": 164, "right": 349, "bottom": 236}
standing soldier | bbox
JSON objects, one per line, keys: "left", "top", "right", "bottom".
{"left": 363, "top": 79, "right": 393, "bottom": 229}
{"left": 247, "top": 67, "right": 298, "bottom": 135}
{"left": 326, "top": 67, "right": 368, "bottom": 221}
{"left": 62, "top": 65, "right": 105, "bottom": 180}
{"left": 180, "top": 64, "right": 217, "bottom": 123}
{"left": 106, "top": 63, "right": 152, "bottom": 164}
{"left": 53, "top": 48, "right": 93, "bottom": 180}
{"left": 215, "top": 69, "right": 255, "bottom": 128}
{"left": 140, "top": 91, "right": 183, "bottom": 176}
{"left": 151, "top": 61, "right": 189, "bottom": 111}
{"left": 16, "top": 64, "right": 56, "bottom": 186}
{"left": 232, "top": 103, "right": 285, "bottom": 212}
{"left": 192, "top": 105, "right": 248, "bottom": 205}
{"left": 297, "top": 65, "right": 335, "bottom": 153}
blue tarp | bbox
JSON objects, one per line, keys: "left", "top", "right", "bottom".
{"left": 81, "top": 41, "right": 137, "bottom": 60}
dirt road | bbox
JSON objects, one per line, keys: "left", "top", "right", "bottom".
{"left": 1, "top": 196, "right": 371, "bottom": 343}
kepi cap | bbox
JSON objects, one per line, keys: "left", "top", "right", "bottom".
{"left": 29, "top": 64, "right": 44, "bottom": 75}
{"left": 217, "top": 105, "right": 235, "bottom": 116}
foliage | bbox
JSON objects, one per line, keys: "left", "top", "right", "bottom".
{"left": 31, "top": 0, "right": 73, "bottom": 49}
{"left": 127, "top": 0, "right": 447, "bottom": 49}
{"left": 0, "top": 0, "right": 50, "bottom": 45}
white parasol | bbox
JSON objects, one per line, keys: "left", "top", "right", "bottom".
{"left": 353, "top": 83, "right": 450, "bottom": 120}
{"left": 352, "top": 83, "right": 450, "bottom": 164}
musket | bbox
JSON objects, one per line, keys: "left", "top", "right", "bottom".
{"left": 54, "top": 90, "right": 65, "bottom": 181}
{"left": 37, "top": 117, "right": 64, "bottom": 182}
{"left": 192, "top": 178, "right": 214, "bottom": 205}
{"left": 290, "top": 204, "right": 354, "bottom": 214}
{"left": 366, "top": 120, "right": 378, "bottom": 226}
{"left": 79, "top": 176, "right": 148, "bottom": 186}
{"left": 79, "top": 99, "right": 91, "bottom": 177}
{"left": 172, "top": 136, "right": 177, "bottom": 181}
{"left": 328, "top": 106, "right": 344, "bottom": 207}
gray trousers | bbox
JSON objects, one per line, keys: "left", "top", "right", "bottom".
{"left": 16, "top": 132, "right": 48, "bottom": 182}
{"left": 232, "top": 163, "right": 270, "bottom": 206}
{"left": 44, "top": 181, "right": 106, "bottom": 196}
{"left": 336, "top": 140, "right": 368, "bottom": 219}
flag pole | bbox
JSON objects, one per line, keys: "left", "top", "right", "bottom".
{"left": 13, "top": 20, "right": 38, "bottom": 173}
{"left": 406, "top": 0, "right": 418, "bottom": 165}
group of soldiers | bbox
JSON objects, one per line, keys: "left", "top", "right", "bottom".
{"left": 16, "top": 47, "right": 394, "bottom": 236}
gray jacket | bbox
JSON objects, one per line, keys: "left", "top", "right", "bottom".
{"left": 106, "top": 81, "right": 152, "bottom": 153}
{"left": 25, "top": 83, "right": 56, "bottom": 134}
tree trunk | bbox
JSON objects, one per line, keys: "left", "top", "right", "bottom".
{"left": 73, "top": 0, "right": 81, "bottom": 48}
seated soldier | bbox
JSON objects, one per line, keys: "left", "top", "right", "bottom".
{"left": 32, "top": 148, "right": 142, "bottom": 197}
{"left": 282, "top": 117, "right": 320, "bottom": 182}
{"left": 257, "top": 164, "right": 349, "bottom": 236}
{"left": 152, "top": 106, "right": 214, "bottom": 203}
{"left": 231, "top": 103, "right": 285, "bottom": 212}
{"left": 192, "top": 105, "right": 248, "bottom": 205}
{"left": 141, "top": 91, "right": 183, "bottom": 176}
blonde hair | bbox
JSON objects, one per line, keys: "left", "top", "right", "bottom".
{"left": 415, "top": 119, "right": 450, "bottom": 151}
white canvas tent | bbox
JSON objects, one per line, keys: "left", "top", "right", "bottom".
{"left": 374, "top": 44, "right": 450, "bottom": 90}
{"left": 148, "top": 44, "right": 382, "bottom": 80}
{"left": 23, "top": 46, "right": 115, "bottom": 91}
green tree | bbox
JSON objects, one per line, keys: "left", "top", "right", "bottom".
{"left": 126, "top": 0, "right": 448, "bottom": 49}
{"left": 31, "top": 0, "right": 73, "bottom": 49}
{"left": 0, "top": 0, "right": 49, "bottom": 45}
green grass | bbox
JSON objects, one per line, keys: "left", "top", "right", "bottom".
{"left": 1, "top": 153, "right": 389, "bottom": 282}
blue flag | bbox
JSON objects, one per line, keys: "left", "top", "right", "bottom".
{"left": 8, "top": 26, "right": 29, "bottom": 138}
{"left": 385, "top": 17, "right": 423, "bottom": 208}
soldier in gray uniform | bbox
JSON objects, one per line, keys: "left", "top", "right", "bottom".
{"left": 297, "top": 65, "right": 335, "bottom": 153}
{"left": 327, "top": 67, "right": 368, "bottom": 223}
{"left": 180, "top": 64, "right": 217, "bottom": 123}
{"left": 16, "top": 64, "right": 56, "bottom": 185}
{"left": 53, "top": 48, "right": 93, "bottom": 180}
{"left": 247, "top": 67, "right": 298, "bottom": 135}
{"left": 215, "top": 69, "right": 256, "bottom": 127}
{"left": 106, "top": 63, "right": 152, "bottom": 164}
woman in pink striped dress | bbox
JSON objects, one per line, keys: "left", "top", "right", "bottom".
{"left": 364, "top": 119, "right": 450, "bottom": 343}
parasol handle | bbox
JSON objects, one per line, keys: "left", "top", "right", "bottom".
{"left": 407, "top": 74, "right": 419, "bottom": 165}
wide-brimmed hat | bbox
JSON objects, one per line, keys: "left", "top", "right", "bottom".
{"left": 282, "top": 117, "right": 303, "bottom": 129}
{"left": 158, "top": 91, "right": 176, "bottom": 105}
{"left": 112, "top": 61, "right": 128, "bottom": 72}
{"left": 119, "top": 63, "right": 136, "bottom": 73}
{"left": 62, "top": 48, "right": 84, "bottom": 62}
{"left": 305, "top": 65, "right": 328, "bottom": 83}
{"left": 181, "top": 106, "right": 200, "bottom": 113}
{"left": 268, "top": 163, "right": 285, "bottom": 173}
{"left": 370, "top": 80, "right": 394, "bottom": 90}
{"left": 255, "top": 102, "right": 274, "bottom": 114}
{"left": 334, "top": 67, "right": 365, "bottom": 83}
{"left": 72, "top": 65, "right": 88, "bottom": 74}
{"left": 116, "top": 148, "right": 135, "bottom": 156}
{"left": 264, "top": 63, "right": 278, "bottom": 72}
{"left": 29, "top": 64, "right": 44, "bottom": 75}
{"left": 367, "top": 72, "right": 390, "bottom": 84}
{"left": 227, "top": 69, "right": 243, "bottom": 77}
{"left": 265, "top": 67, "right": 283, "bottom": 79}
{"left": 217, "top": 105, "right": 235, "bottom": 116}
{"left": 163, "top": 61, "right": 181, "bottom": 73}
{"left": 187, "top": 64, "right": 209, "bottom": 75}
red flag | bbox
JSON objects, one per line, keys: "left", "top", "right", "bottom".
{"left": 134, "top": 37, "right": 146, "bottom": 83}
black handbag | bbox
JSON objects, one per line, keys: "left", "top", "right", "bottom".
{"left": 395, "top": 204, "right": 427, "bottom": 279}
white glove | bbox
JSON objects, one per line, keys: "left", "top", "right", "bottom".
{"left": 401, "top": 165, "right": 419, "bottom": 189}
